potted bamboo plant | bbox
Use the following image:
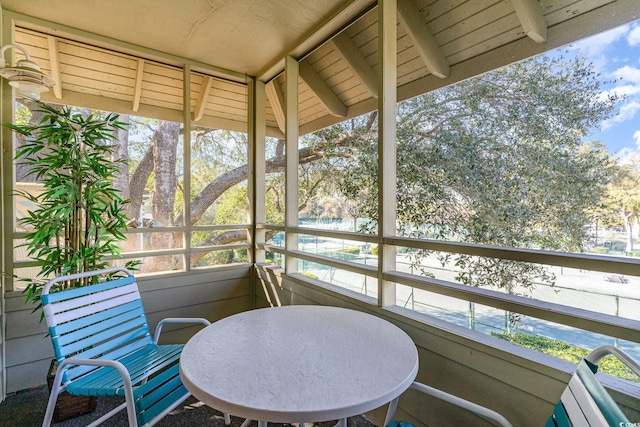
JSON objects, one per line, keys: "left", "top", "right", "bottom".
{"left": 6, "top": 99, "right": 138, "bottom": 421}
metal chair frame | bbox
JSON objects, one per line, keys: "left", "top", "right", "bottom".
{"left": 41, "top": 267, "right": 230, "bottom": 427}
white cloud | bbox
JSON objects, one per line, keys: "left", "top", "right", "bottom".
{"left": 628, "top": 26, "right": 640, "bottom": 47}
{"left": 573, "top": 25, "right": 629, "bottom": 57}
{"left": 634, "top": 130, "right": 640, "bottom": 148}
{"left": 566, "top": 26, "right": 629, "bottom": 75}
{"left": 612, "top": 65, "right": 640, "bottom": 83}
{"left": 597, "top": 84, "right": 640, "bottom": 101}
{"left": 602, "top": 100, "right": 640, "bottom": 130}
{"left": 613, "top": 84, "right": 640, "bottom": 97}
{"left": 617, "top": 147, "right": 640, "bottom": 163}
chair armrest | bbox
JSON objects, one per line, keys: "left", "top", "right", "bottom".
{"left": 587, "top": 345, "right": 640, "bottom": 378}
{"left": 53, "top": 357, "right": 134, "bottom": 402}
{"left": 60, "top": 358, "right": 132, "bottom": 387}
{"left": 385, "top": 382, "right": 512, "bottom": 427}
{"left": 54, "top": 358, "right": 137, "bottom": 426}
{"left": 153, "top": 317, "right": 211, "bottom": 343}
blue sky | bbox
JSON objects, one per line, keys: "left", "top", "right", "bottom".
{"left": 565, "top": 20, "right": 640, "bottom": 156}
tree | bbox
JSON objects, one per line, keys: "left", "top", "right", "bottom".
{"left": 10, "top": 100, "right": 138, "bottom": 314}
{"left": 338, "top": 54, "right": 617, "bottom": 295}
{"left": 16, "top": 53, "right": 617, "bottom": 288}
{"left": 603, "top": 155, "right": 640, "bottom": 252}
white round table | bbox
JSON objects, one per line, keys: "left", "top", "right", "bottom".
{"left": 180, "top": 305, "right": 419, "bottom": 425}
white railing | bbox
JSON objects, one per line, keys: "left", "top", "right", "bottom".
{"left": 257, "top": 224, "right": 640, "bottom": 353}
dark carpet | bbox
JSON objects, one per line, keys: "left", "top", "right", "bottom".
{"left": 0, "top": 385, "right": 378, "bottom": 427}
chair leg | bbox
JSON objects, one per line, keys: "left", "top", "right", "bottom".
{"left": 85, "top": 402, "right": 128, "bottom": 427}
{"left": 42, "top": 387, "right": 60, "bottom": 426}
{"left": 224, "top": 412, "right": 231, "bottom": 425}
{"left": 383, "top": 396, "right": 400, "bottom": 427}
{"left": 42, "top": 364, "right": 68, "bottom": 427}
{"left": 122, "top": 382, "right": 138, "bottom": 426}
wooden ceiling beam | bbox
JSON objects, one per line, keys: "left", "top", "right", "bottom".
{"left": 193, "top": 76, "right": 213, "bottom": 122}
{"left": 510, "top": 0, "right": 547, "bottom": 43}
{"left": 299, "top": 60, "right": 347, "bottom": 118}
{"left": 46, "top": 36, "right": 62, "bottom": 99}
{"left": 266, "top": 78, "right": 286, "bottom": 133}
{"left": 332, "top": 32, "right": 378, "bottom": 98}
{"left": 397, "top": 0, "right": 449, "bottom": 79}
{"left": 132, "top": 59, "right": 145, "bottom": 112}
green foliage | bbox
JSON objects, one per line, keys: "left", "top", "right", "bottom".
{"left": 211, "top": 184, "right": 248, "bottom": 225}
{"left": 6, "top": 100, "right": 138, "bottom": 317}
{"left": 602, "top": 156, "right": 640, "bottom": 252}
{"left": 341, "top": 247, "right": 361, "bottom": 255}
{"left": 195, "top": 248, "right": 247, "bottom": 267}
{"left": 336, "top": 54, "right": 618, "bottom": 293}
{"left": 234, "top": 248, "right": 248, "bottom": 262}
{"left": 201, "top": 250, "right": 235, "bottom": 265}
{"left": 493, "top": 332, "right": 639, "bottom": 382}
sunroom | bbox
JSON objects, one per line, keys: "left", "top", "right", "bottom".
{"left": 1, "top": 0, "right": 639, "bottom": 426}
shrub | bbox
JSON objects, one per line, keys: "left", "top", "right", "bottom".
{"left": 493, "top": 332, "right": 639, "bottom": 382}
{"left": 341, "top": 247, "right": 361, "bottom": 255}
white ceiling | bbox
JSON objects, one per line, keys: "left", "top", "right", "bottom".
{"left": 0, "top": 0, "right": 369, "bottom": 77}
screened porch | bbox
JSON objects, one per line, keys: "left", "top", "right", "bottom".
{"left": 1, "top": 1, "right": 640, "bottom": 426}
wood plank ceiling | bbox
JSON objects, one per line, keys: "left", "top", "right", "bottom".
{"left": 5, "top": 0, "right": 640, "bottom": 137}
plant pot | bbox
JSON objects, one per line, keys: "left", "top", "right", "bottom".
{"left": 46, "top": 359, "right": 98, "bottom": 422}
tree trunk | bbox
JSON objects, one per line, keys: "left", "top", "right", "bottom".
{"left": 624, "top": 212, "right": 633, "bottom": 252}
{"left": 112, "top": 115, "right": 130, "bottom": 200}
{"left": 149, "top": 121, "right": 180, "bottom": 270}
{"left": 128, "top": 145, "right": 154, "bottom": 222}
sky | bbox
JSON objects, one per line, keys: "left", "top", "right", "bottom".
{"left": 565, "top": 20, "right": 640, "bottom": 157}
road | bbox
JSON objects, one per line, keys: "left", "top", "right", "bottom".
{"left": 298, "top": 243, "right": 640, "bottom": 361}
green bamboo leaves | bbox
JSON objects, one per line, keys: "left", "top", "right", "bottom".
{"left": 7, "top": 100, "right": 138, "bottom": 317}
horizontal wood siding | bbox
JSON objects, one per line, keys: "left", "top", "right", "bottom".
{"left": 15, "top": 0, "right": 623, "bottom": 138}
{"left": 4, "top": 266, "right": 251, "bottom": 394}
{"left": 15, "top": 27, "right": 249, "bottom": 133}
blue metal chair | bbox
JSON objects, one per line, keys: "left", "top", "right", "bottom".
{"left": 547, "top": 345, "right": 640, "bottom": 427}
{"left": 41, "top": 267, "right": 230, "bottom": 427}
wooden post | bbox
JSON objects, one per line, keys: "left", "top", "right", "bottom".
{"left": 378, "top": 0, "right": 397, "bottom": 307}
{"left": 284, "top": 56, "right": 299, "bottom": 274}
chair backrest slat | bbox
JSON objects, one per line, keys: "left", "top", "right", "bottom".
{"left": 42, "top": 275, "right": 135, "bottom": 305}
{"left": 53, "top": 314, "right": 149, "bottom": 357}
{"left": 549, "top": 357, "right": 631, "bottom": 427}
{"left": 51, "top": 300, "right": 143, "bottom": 337}
{"left": 51, "top": 304, "right": 146, "bottom": 349}
{"left": 561, "top": 373, "right": 607, "bottom": 426}
{"left": 63, "top": 336, "right": 152, "bottom": 381}
{"left": 45, "top": 283, "right": 140, "bottom": 326}
{"left": 42, "top": 270, "right": 155, "bottom": 383}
